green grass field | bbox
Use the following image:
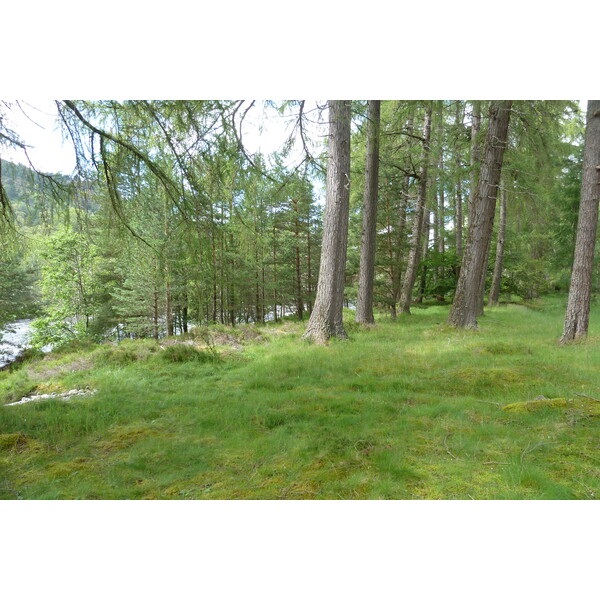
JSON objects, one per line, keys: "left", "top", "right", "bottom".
{"left": 2, "top": 295, "right": 600, "bottom": 499}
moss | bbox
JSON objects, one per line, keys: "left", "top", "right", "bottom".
{"left": 468, "top": 341, "right": 533, "bottom": 356}
{"left": 455, "top": 367, "right": 524, "bottom": 383}
{"left": 503, "top": 397, "right": 600, "bottom": 413}
{"left": 34, "top": 381, "right": 68, "bottom": 394}
{"left": 45, "top": 457, "right": 93, "bottom": 477}
{"left": 0, "top": 432, "right": 30, "bottom": 451}
{"left": 94, "top": 423, "right": 166, "bottom": 452}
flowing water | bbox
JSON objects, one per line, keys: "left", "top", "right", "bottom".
{"left": 0, "top": 319, "right": 34, "bottom": 368}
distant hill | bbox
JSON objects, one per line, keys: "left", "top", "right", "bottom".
{"left": 0, "top": 160, "right": 99, "bottom": 227}
{"left": 1, "top": 160, "right": 66, "bottom": 226}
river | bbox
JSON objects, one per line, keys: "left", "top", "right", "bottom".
{"left": 0, "top": 319, "right": 34, "bottom": 369}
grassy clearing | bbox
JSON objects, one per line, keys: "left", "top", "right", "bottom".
{"left": 1, "top": 295, "right": 600, "bottom": 499}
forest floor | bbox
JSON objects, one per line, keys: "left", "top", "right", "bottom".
{"left": 1, "top": 295, "right": 600, "bottom": 500}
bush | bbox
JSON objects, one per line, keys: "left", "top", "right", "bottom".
{"left": 94, "top": 338, "right": 159, "bottom": 366}
{"left": 159, "top": 344, "right": 217, "bottom": 363}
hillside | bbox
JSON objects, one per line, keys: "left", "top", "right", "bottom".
{"left": 2, "top": 296, "right": 599, "bottom": 500}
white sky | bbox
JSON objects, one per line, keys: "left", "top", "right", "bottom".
{"left": 1, "top": 100, "right": 77, "bottom": 174}
{"left": 0, "top": 100, "right": 329, "bottom": 176}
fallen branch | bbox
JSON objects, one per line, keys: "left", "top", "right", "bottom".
{"left": 474, "top": 400, "right": 502, "bottom": 407}
{"left": 520, "top": 441, "right": 553, "bottom": 465}
{"left": 575, "top": 479, "right": 596, "bottom": 499}
{"left": 574, "top": 393, "right": 600, "bottom": 403}
{"left": 443, "top": 434, "right": 459, "bottom": 460}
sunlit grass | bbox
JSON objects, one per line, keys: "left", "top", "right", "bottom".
{"left": 2, "top": 295, "right": 600, "bottom": 499}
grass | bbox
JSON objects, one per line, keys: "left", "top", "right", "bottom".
{"left": 1, "top": 295, "right": 600, "bottom": 499}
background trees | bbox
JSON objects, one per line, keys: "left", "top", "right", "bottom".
{"left": 0, "top": 99, "right": 590, "bottom": 345}
{"left": 356, "top": 100, "right": 381, "bottom": 324}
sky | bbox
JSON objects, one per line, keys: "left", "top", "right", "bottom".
{"left": 1, "top": 100, "right": 77, "bottom": 174}
{"left": 0, "top": 100, "right": 329, "bottom": 176}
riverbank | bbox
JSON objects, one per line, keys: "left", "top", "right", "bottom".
{"left": 2, "top": 297, "right": 600, "bottom": 499}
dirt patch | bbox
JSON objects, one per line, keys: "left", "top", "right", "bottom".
{"left": 33, "top": 356, "right": 94, "bottom": 380}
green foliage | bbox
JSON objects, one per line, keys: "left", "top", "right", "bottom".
{"left": 28, "top": 316, "right": 73, "bottom": 349}
{"left": 28, "top": 229, "right": 99, "bottom": 347}
{"left": 0, "top": 246, "right": 39, "bottom": 325}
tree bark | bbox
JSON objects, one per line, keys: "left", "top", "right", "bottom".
{"left": 356, "top": 100, "right": 381, "bottom": 324}
{"left": 455, "top": 102, "right": 464, "bottom": 260}
{"left": 560, "top": 100, "right": 600, "bottom": 343}
{"left": 390, "top": 179, "right": 410, "bottom": 318}
{"left": 436, "top": 101, "right": 445, "bottom": 261}
{"left": 488, "top": 185, "right": 507, "bottom": 307}
{"left": 447, "top": 100, "right": 512, "bottom": 329}
{"left": 415, "top": 208, "right": 431, "bottom": 304}
{"left": 303, "top": 100, "right": 352, "bottom": 343}
{"left": 399, "top": 103, "right": 433, "bottom": 314}
{"left": 468, "top": 101, "right": 482, "bottom": 223}
{"left": 293, "top": 198, "right": 304, "bottom": 320}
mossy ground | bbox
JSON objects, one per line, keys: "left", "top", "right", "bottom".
{"left": 2, "top": 295, "right": 600, "bottom": 499}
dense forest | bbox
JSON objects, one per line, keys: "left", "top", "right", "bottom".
{"left": 0, "top": 100, "right": 591, "bottom": 346}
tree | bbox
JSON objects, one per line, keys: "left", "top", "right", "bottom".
{"left": 488, "top": 184, "right": 507, "bottom": 306}
{"left": 30, "top": 229, "right": 98, "bottom": 347}
{"left": 303, "top": 101, "right": 351, "bottom": 343}
{"left": 398, "top": 102, "right": 433, "bottom": 314}
{"left": 447, "top": 101, "right": 512, "bottom": 329}
{"left": 468, "top": 101, "right": 482, "bottom": 221}
{"left": 356, "top": 100, "right": 381, "bottom": 324}
{"left": 560, "top": 100, "right": 600, "bottom": 343}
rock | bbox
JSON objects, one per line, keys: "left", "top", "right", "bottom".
{"left": 4, "top": 388, "right": 97, "bottom": 407}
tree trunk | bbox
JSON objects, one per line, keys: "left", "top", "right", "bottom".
{"left": 455, "top": 102, "right": 464, "bottom": 260}
{"left": 476, "top": 222, "right": 493, "bottom": 316}
{"left": 303, "top": 100, "right": 352, "bottom": 343}
{"left": 182, "top": 303, "right": 188, "bottom": 333}
{"left": 488, "top": 185, "right": 507, "bottom": 307}
{"left": 307, "top": 222, "right": 313, "bottom": 314}
{"left": 415, "top": 208, "right": 431, "bottom": 304}
{"left": 447, "top": 100, "right": 512, "bottom": 329}
{"left": 165, "top": 279, "right": 173, "bottom": 336}
{"left": 293, "top": 198, "right": 304, "bottom": 320}
{"left": 273, "top": 217, "right": 278, "bottom": 322}
{"left": 468, "top": 101, "right": 482, "bottom": 223}
{"left": 399, "top": 103, "right": 433, "bottom": 314}
{"left": 390, "top": 179, "right": 410, "bottom": 317}
{"left": 560, "top": 100, "right": 600, "bottom": 343}
{"left": 356, "top": 100, "right": 381, "bottom": 324}
{"left": 153, "top": 287, "right": 159, "bottom": 340}
{"left": 436, "top": 102, "right": 445, "bottom": 302}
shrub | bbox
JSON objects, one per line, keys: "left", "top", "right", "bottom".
{"left": 159, "top": 344, "right": 217, "bottom": 363}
